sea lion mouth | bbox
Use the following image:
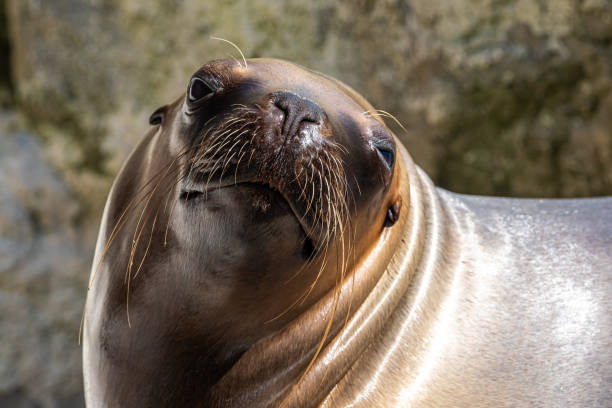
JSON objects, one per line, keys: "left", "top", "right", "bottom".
{"left": 181, "top": 104, "right": 349, "bottom": 257}
{"left": 180, "top": 177, "right": 318, "bottom": 246}
{"left": 181, "top": 178, "right": 319, "bottom": 260}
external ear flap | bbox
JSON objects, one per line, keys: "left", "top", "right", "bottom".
{"left": 384, "top": 196, "right": 402, "bottom": 227}
{"left": 149, "top": 106, "right": 167, "bottom": 125}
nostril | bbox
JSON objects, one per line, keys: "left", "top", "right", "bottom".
{"left": 300, "top": 111, "right": 320, "bottom": 125}
{"left": 273, "top": 100, "right": 288, "bottom": 114}
{"left": 270, "top": 91, "right": 325, "bottom": 140}
{"left": 273, "top": 101, "right": 289, "bottom": 129}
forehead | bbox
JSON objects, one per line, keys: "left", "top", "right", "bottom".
{"left": 204, "top": 58, "right": 376, "bottom": 120}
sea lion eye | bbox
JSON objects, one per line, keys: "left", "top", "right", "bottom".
{"left": 188, "top": 77, "right": 214, "bottom": 102}
{"left": 384, "top": 197, "right": 402, "bottom": 227}
{"left": 376, "top": 146, "right": 394, "bottom": 169}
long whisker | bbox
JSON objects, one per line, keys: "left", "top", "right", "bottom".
{"left": 210, "top": 36, "right": 248, "bottom": 69}
{"left": 363, "top": 109, "right": 409, "bottom": 135}
{"left": 79, "top": 147, "right": 193, "bottom": 343}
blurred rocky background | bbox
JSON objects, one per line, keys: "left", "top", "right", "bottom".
{"left": 1, "top": 0, "right": 611, "bottom": 406}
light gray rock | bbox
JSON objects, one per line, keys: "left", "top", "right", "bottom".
{"left": 0, "top": 112, "right": 89, "bottom": 407}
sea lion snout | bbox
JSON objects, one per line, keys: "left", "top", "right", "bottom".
{"left": 268, "top": 91, "right": 328, "bottom": 142}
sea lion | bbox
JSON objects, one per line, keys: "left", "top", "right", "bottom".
{"left": 82, "top": 58, "right": 612, "bottom": 407}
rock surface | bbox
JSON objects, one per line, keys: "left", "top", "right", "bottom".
{"left": 7, "top": 0, "right": 612, "bottom": 200}
{"left": 0, "top": 112, "right": 91, "bottom": 407}
{"left": 2, "top": 0, "right": 612, "bottom": 406}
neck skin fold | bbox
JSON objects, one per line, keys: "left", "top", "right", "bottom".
{"left": 209, "top": 141, "right": 446, "bottom": 407}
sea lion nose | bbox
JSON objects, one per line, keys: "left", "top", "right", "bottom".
{"left": 270, "top": 91, "right": 327, "bottom": 140}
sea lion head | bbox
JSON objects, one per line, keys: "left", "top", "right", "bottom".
{"left": 85, "top": 58, "right": 403, "bottom": 405}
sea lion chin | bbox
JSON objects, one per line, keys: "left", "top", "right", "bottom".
{"left": 83, "top": 58, "right": 612, "bottom": 408}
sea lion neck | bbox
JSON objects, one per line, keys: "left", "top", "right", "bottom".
{"left": 207, "top": 139, "right": 448, "bottom": 407}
